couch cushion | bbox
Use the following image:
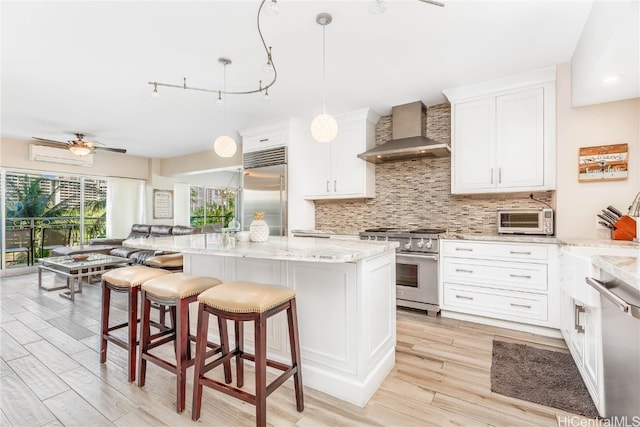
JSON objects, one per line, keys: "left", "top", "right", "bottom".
{"left": 110, "top": 247, "right": 143, "bottom": 258}
{"left": 131, "top": 224, "right": 151, "bottom": 234}
{"left": 171, "top": 225, "right": 196, "bottom": 235}
{"left": 130, "top": 250, "right": 158, "bottom": 264}
{"left": 150, "top": 225, "right": 173, "bottom": 236}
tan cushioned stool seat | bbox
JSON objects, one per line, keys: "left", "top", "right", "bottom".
{"left": 142, "top": 273, "right": 222, "bottom": 300}
{"left": 198, "top": 281, "right": 295, "bottom": 314}
{"left": 102, "top": 265, "right": 170, "bottom": 288}
{"left": 145, "top": 253, "right": 183, "bottom": 268}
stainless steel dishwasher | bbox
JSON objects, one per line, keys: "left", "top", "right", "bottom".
{"left": 585, "top": 277, "right": 640, "bottom": 418}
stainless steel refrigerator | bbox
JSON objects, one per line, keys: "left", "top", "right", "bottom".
{"left": 241, "top": 147, "right": 287, "bottom": 236}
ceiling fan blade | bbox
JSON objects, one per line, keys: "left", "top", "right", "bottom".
{"left": 94, "top": 146, "right": 127, "bottom": 154}
{"left": 417, "top": 0, "right": 445, "bottom": 7}
{"left": 32, "top": 137, "right": 70, "bottom": 145}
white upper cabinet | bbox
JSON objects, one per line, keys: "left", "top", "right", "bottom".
{"left": 303, "top": 108, "right": 380, "bottom": 200}
{"left": 444, "top": 67, "right": 556, "bottom": 194}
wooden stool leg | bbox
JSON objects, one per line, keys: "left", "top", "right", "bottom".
{"left": 175, "top": 297, "right": 189, "bottom": 413}
{"left": 235, "top": 320, "right": 244, "bottom": 388}
{"left": 288, "top": 299, "right": 304, "bottom": 412}
{"left": 127, "top": 286, "right": 138, "bottom": 382}
{"left": 191, "top": 303, "right": 209, "bottom": 421}
{"left": 137, "top": 291, "right": 152, "bottom": 387}
{"left": 219, "top": 317, "right": 232, "bottom": 384}
{"left": 100, "top": 283, "right": 111, "bottom": 364}
{"left": 255, "top": 314, "right": 268, "bottom": 427}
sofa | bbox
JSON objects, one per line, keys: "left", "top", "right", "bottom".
{"left": 53, "top": 224, "right": 199, "bottom": 266}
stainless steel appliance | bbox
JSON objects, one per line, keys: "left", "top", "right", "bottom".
{"left": 585, "top": 276, "right": 640, "bottom": 418}
{"left": 497, "top": 208, "right": 554, "bottom": 235}
{"left": 242, "top": 146, "right": 287, "bottom": 236}
{"left": 360, "top": 227, "right": 446, "bottom": 315}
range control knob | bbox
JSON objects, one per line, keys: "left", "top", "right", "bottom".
{"left": 404, "top": 239, "right": 412, "bottom": 250}
{"left": 425, "top": 238, "right": 433, "bottom": 249}
{"left": 416, "top": 239, "right": 424, "bottom": 248}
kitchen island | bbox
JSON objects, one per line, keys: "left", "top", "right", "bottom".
{"left": 124, "top": 234, "right": 398, "bottom": 407}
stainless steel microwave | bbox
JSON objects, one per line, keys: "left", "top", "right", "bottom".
{"left": 497, "top": 208, "right": 554, "bottom": 235}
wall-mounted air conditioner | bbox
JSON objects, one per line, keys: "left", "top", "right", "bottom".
{"left": 29, "top": 144, "right": 94, "bottom": 167}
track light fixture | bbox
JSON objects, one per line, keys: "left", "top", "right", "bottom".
{"left": 148, "top": 0, "right": 277, "bottom": 102}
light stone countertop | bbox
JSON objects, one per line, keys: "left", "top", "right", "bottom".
{"left": 443, "top": 233, "right": 561, "bottom": 244}
{"left": 124, "top": 234, "right": 399, "bottom": 263}
{"left": 591, "top": 255, "right": 639, "bottom": 289}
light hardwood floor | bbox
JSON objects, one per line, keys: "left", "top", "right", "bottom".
{"left": 1, "top": 270, "right": 588, "bottom": 426}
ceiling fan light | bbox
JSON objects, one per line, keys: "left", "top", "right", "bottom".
{"left": 214, "top": 135, "right": 237, "bottom": 157}
{"left": 310, "top": 113, "right": 338, "bottom": 143}
{"left": 69, "top": 145, "right": 92, "bottom": 156}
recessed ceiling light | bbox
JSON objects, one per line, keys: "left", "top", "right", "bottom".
{"left": 602, "top": 74, "right": 621, "bottom": 84}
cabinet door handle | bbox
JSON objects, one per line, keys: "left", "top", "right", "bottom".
{"left": 510, "top": 274, "right": 531, "bottom": 279}
{"left": 490, "top": 168, "right": 494, "bottom": 185}
{"left": 510, "top": 303, "right": 532, "bottom": 309}
{"left": 326, "top": 180, "right": 330, "bottom": 193}
{"left": 259, "top": 138, "right": 269, "bottom": 143}
{"left": 498, "top": 167, "right": 502, "bottom": 184}
{"left": 455, "top": 247, "right": 473, "bottom": 252}
{"left": 334, "top": 180, "right": 337, "bottom": 192}
{"left": 455, "top": 294, "right": 474, "bottom": 300}
{"left": 510, "top": 251, "right": 532, "bottom": 255}
{"left": 455, "top": 269, "right": 474, "bottom": 273}
{"left": 574, "top": 303, "right": 585, "bottom": 334}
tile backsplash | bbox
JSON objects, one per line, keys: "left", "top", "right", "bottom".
{"left": 315, "top": 103, "right": 553, "bottom": 234}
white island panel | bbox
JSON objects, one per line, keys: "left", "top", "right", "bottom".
{"left": 147, "top": 236, "right": 399, "bottom": 408}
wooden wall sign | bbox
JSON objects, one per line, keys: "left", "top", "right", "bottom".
{"left": 578, "top": 143, "right": 628, "bottom": 182}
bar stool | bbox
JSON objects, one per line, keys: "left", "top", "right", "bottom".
{"left": 100, "top": 265, "right": 171, "bottom": 382}
{"left": 137, "top": 273, "right": 229, "bottom": 413}
{"left": 144, "top": 253, "right": 184, "bottom": 272}
{"left": 191, "top": 281, "right": 304, "bottom": 427}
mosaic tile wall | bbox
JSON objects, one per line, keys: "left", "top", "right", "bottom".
{"left": 315, "top": 103, "right": 553, "bottom": 234}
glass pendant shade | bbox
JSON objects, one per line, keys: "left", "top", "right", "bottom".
{"left": 214, "top": 135, "right": 237, "bottom": 157}
{"left": 69, "top": 145, "right": 92, "bottom": 156}
{"left": 310, "top": 113, "right": 338, "bottom": 143}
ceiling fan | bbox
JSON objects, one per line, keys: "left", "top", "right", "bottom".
{"left": 32, "top": 133, "right": 127, "bottom": 156}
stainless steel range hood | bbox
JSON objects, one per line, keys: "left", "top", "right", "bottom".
{"left": 358, "top": 101, "right": 450, "bottom": 164}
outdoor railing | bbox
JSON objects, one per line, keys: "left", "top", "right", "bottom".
{"left": 3, "top": 216, "right": 105, "bottom": 267}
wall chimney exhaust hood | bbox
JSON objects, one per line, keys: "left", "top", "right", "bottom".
{"left": 358, "top": 101, "right": 450, "bottom": 163}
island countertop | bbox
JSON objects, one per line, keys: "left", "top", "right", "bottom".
{"left": 591, "top": 255, "right": 639, "bottom": 290}
{"left": 123, "top": 234, "right": 399, "bottom": 263}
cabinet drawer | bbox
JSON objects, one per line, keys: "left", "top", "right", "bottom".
{"left": 442, "top": 240, "right": 548, "bottom": 261}
{"left": 443, "top": 283, "right": 548, "bottom": 322}
{"left": 243, "top": 131, "right": 285, "bottom": 152}
{"left": 442, "top": 258, "right": 547, "bottom": 291}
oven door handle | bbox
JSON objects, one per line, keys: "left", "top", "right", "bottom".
{"left": 396, "top": 253, "right": 438, "bottom": 261}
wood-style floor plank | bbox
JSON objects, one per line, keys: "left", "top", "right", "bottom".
{"left": 0, "top": 271, "right": 585, "bottom": 427}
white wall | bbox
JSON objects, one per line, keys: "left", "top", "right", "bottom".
{"left": 556, "top": 63, "right": 640, "bottom": 239}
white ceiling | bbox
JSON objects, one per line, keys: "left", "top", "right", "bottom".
{"left": 1, "top": 0, "right": 595, "bottom": 159}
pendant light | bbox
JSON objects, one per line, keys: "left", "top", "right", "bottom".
{"left": 310, "top": 12, "right": 338, "bottom": 143}
{"left": 214, "top": 58, "right": 238, "bottom": 158}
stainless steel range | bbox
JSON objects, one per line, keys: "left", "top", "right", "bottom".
{"left": 360, "top": 227, "right": 446, "bottom": 315}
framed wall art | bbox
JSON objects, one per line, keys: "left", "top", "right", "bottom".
{"left": 153, "top": 189, "right": 174, "bottom": 219}
{"left": 578, "top": 143, "right": 628, "bottom": 182}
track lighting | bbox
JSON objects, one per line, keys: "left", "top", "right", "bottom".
{"left": 148, "top": 0, "right": 276, "bottom": 105}
{"left": 370, "top": 0, "right": 386, "bottom": 14}
{"left": 266, "top": 0, "right": 279, "bottom": 15}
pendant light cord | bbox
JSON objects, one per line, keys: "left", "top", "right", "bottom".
{"left": 222, "top": 63, "right": 227, "bottom": 134}
{"left": 322, "top": 23, "right": 327, "bottom": 114}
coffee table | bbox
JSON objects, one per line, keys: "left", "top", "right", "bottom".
{"left": 38, "top": 253, "right": 132, "bottom": 301}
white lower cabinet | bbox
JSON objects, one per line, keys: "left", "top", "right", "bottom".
{"left": 440, "top": 239, "right": 559, "bottom": 332}
{"left": 558, "top": 249, "right": 603, "bottom": 415}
